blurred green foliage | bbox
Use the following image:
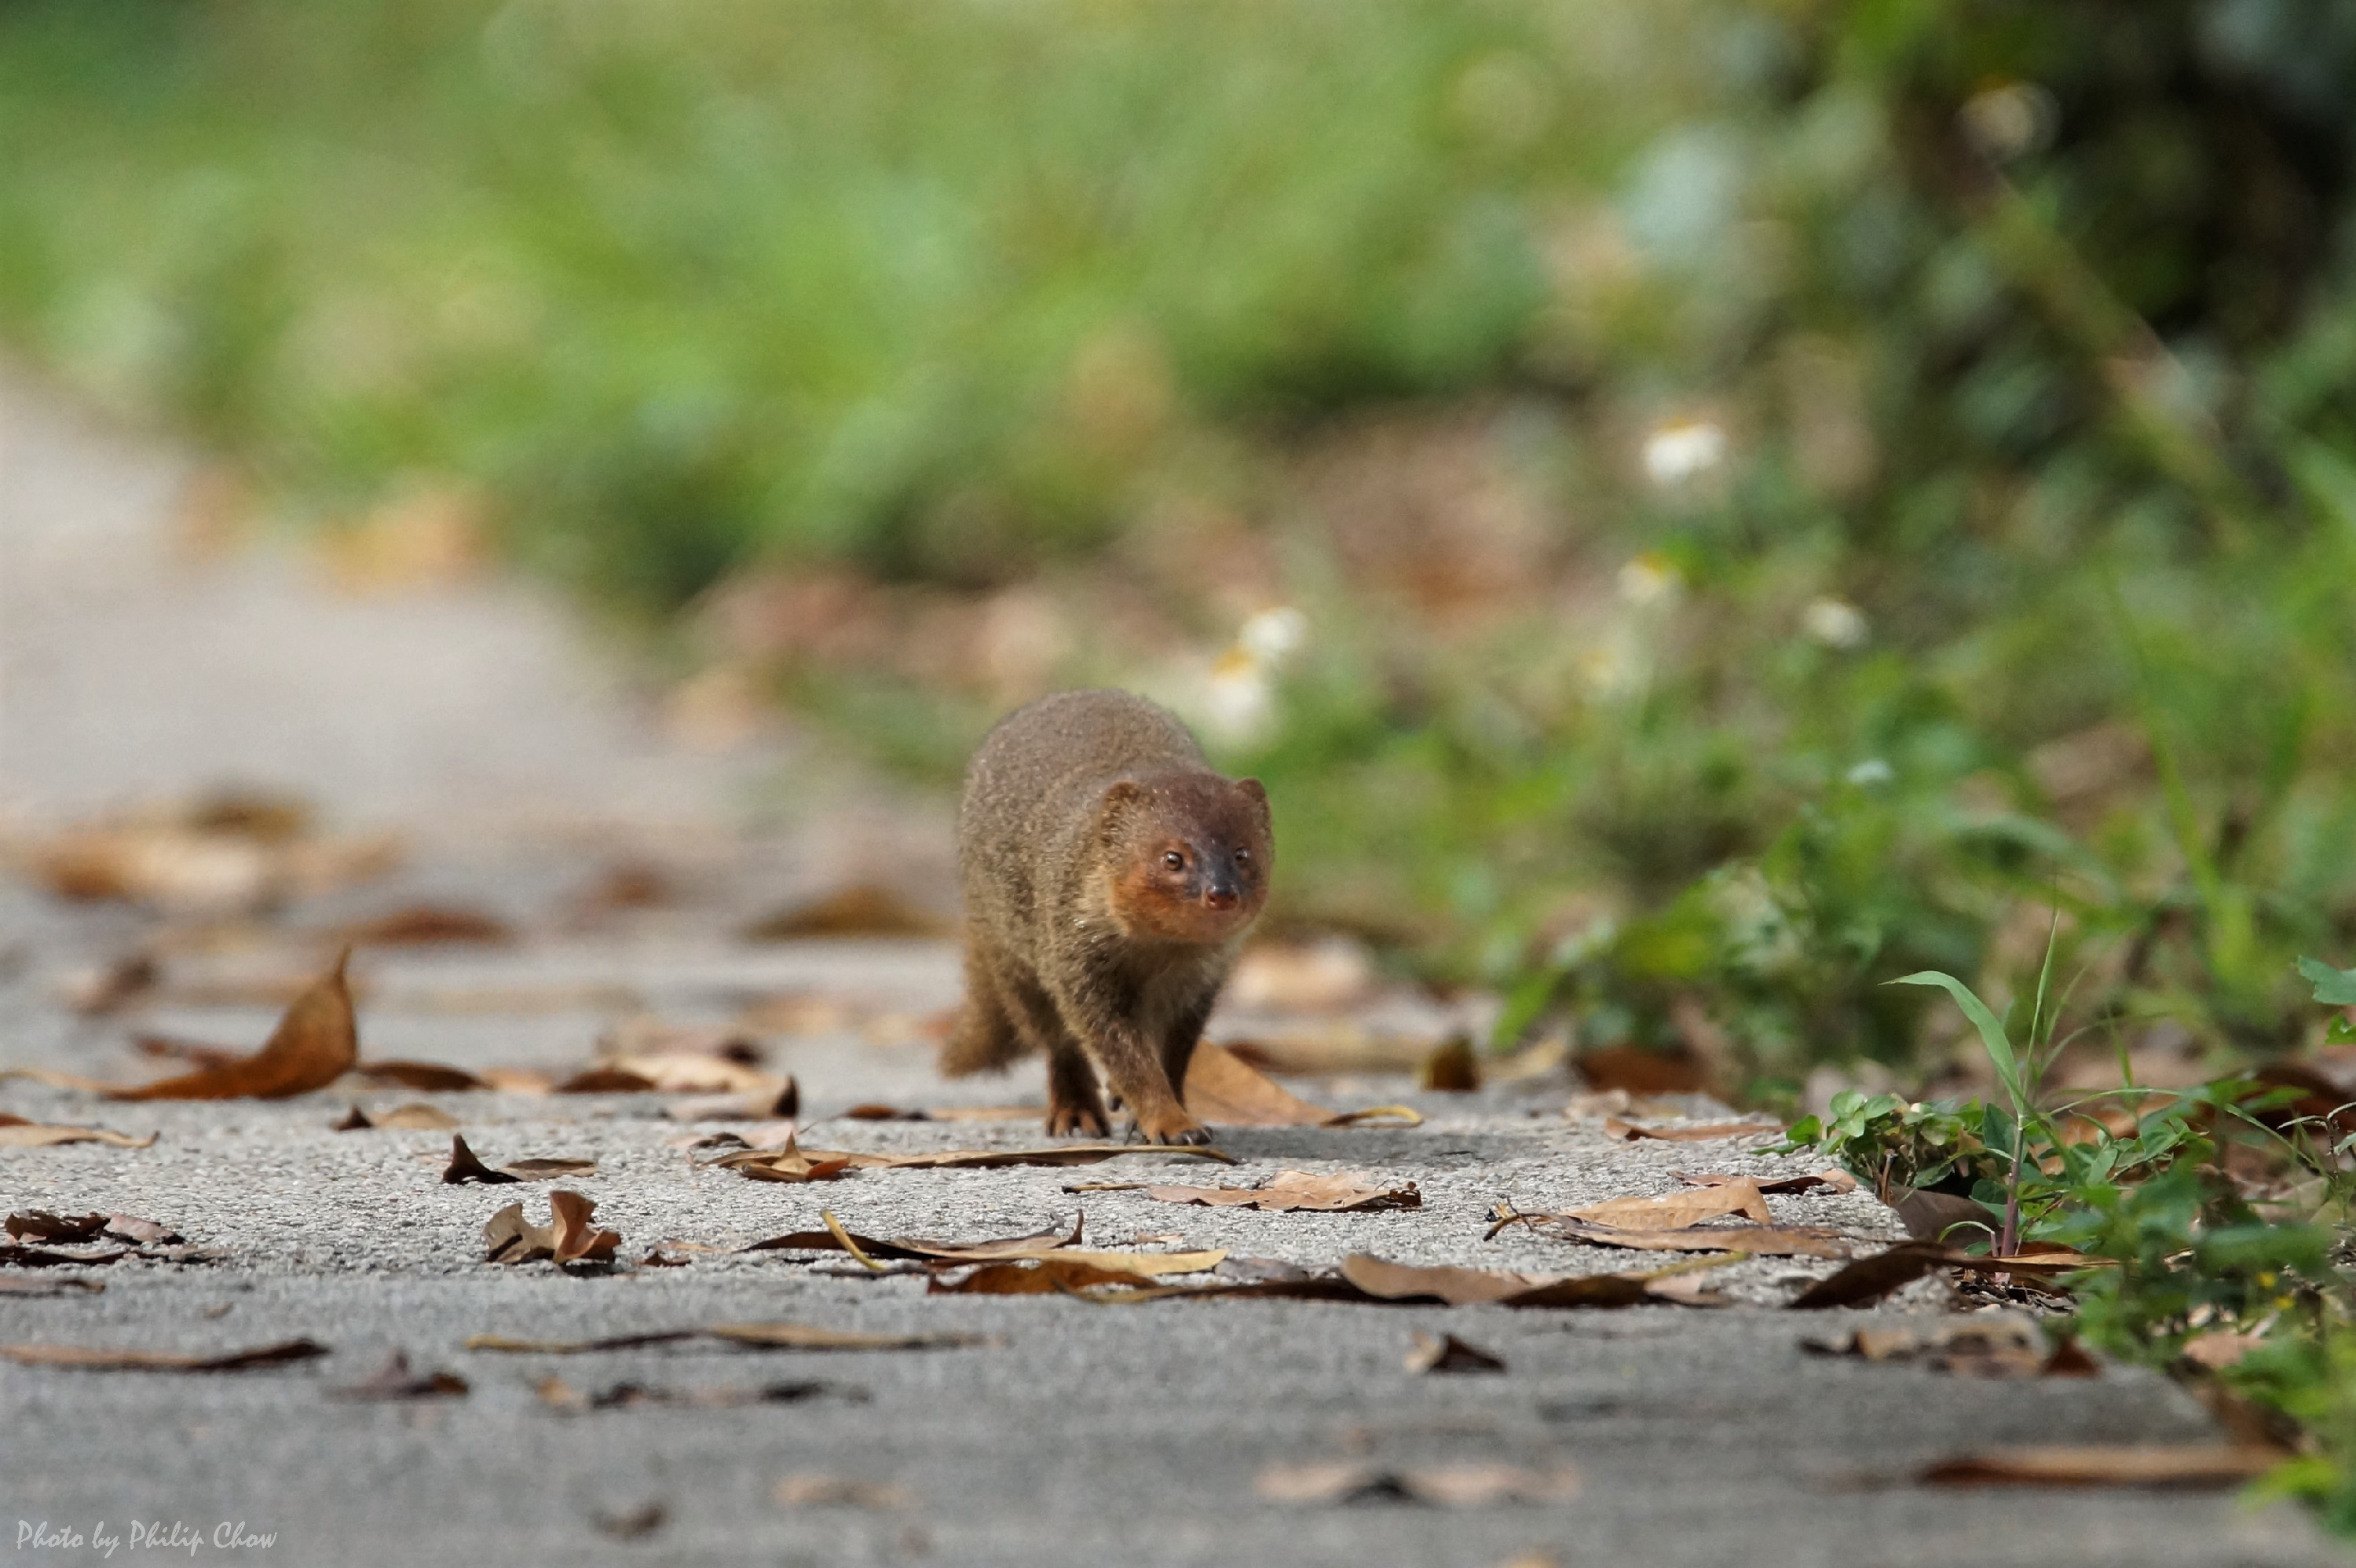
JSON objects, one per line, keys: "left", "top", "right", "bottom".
{"left": 5, "top": 0, "right": 2356, "bottom": 1091}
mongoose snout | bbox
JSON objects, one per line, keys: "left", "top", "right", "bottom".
{"left": 942, "top": 689, "right": 1273, "bottom": 1145}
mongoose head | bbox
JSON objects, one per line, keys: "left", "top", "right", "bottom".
{"left": 1098, "top": 772, "right": 1272, "bottom": 945}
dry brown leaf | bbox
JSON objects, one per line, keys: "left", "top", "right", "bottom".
{"left": 470, "top": 1323, "right": 985, "bottom": 1354}
{"left": 1129, "top": 1170, "right": 1422, "bottom": 1213}
{"left": 1181, "top": 1042, "right": 1420, "bottom": 1128}
{"left": 1601, "top": 1117, "right": 1783, "bottom": 1143}
{"left": 329, "top": 1351, "right": 469, "bottom": 1400}
{"left": 444, "top": 1134, "right": 595, "bottom": 1185}
{"left": 1542, "top": 1220, "right": 1848, "bottom": 1259}
{"left": 548, "top": 1377, "right": 850, "bottom": 1410}
{"left": 338, "top": 904, "right": 512, "bottom": 947}
{"left": 353, "top": 1060, "right": 490, "bottom": 1092}
{"left": 1405, "top": 1331, "right": 1506, "bottom": 1374}
{"left": 335, "top": 1103, "right": 460, "bottom": 1131}
{"left": 715, "top": 1139, "right": 857, "bottom": 1184}
{"left": 1886, "top": 1184, "right": 2000, "bottom": 1245}
{"left": 6, "top": 1212, "right": 181, "bottom": 1246}
{"left": 715, "top": 1139, "right": 1233, "bottom": 1180}
{"left": 569, "top": 1053, "right": 784, "bottom": 1098}
{"left": 17, "top": 809, "right": 395, "bottom": 913}
{"left": 774, "top": 1475, "right": 916, "bottom": 1510}
{"left": 1677, "top": 1168, "right": 1857, "bottom": 1196}
{"left": 593, "top": 1502, "right": 667, "bottom": 1541}
{"left": 482, "top": 1190, "right": 620, "bottom": 1266}
{"left": 930, "top": 1255, "right": 1212, "bottom": 1296}
{"left": 0, "top": 1243, "right": 130, "bottom": 1268}
{"left": 0, "top": 1114, "right": 156, "bottom": 1150}
{"left": 131, "top": 1033, "right": 247, "bottom": 1070}
{"left": 746, "top": 1214, "right": 1084, "bottom": 1263}
{"left": 1576, "top": 1044, "right": 1707, "bottom": 1095}
{"left": 1257, "top": 1460, "right": 1579, "bottom": 1507}
{"left": 837, "top": 1102, "right": 1038, "bottom": 1123}
{"left": 663, "top": 1080, "right": 801, "bottom": 1122}
{"left": 743, "top": 884, "right": 953, "bottom": 941}
{"left": 1788, "top": 1241, "right": 1952, "bottom": 1308}
{"left": 0, "top": 1275, "right": 104, "bottom": 1296}
{"left": 1919, "top": 1445, "right": 2281, "bottom": 1488}
{"left": 1420, "top": 1035, "right": 1481, "bottom": 1092}
{"left": 0, "top": 1338, "right": 327, "bottom": 1372}
{"left": 554, "top": 1065, "right": 658, "bottom": 1093}
{"left": 111, "top": 950, "right": 357, "bottom": 1100}
{"left": 1566, "top": 1180, "right": 1772, "bottom": 1230}
{"left": 1805, "top": 1318, "right": 2093, "bottom": 1378}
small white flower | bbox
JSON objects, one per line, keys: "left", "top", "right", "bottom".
{"left": 1202, "top": 647, "right": 1275, "bottom": 744}
{"left": 1845, "top": 758, "right": 1894, "bottom": 787}
{"left": 1641, "top": 418, "right": 1725, "bottom": 487}
{"left": 1802, "top": 596, "right": 1869, "bottom": 649}
{"left": 1615, "top": 553, "right": 1682, "bottom": 606}
{"left": 1238, "top": 605, "right": 1308, "bottom": 665}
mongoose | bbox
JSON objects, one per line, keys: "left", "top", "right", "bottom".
{"left": 943, "top": 689, "right": 1271, "bottom": 1144}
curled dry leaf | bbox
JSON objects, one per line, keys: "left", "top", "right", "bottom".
{"left": 1600, "top": 1117, "right": 1783, "bottom": 1143}
{"left": 542, "top": 1376, "right": 857, "bottom": 1410}
{"left": 560, "top": 1052, "right": 786, "bottom": 1098}
{"left": 1885, "top": 1184, "right": 2000, "bottom": 1245}
{"left": 1256, "top": 1461, "right": 1579, "bottom": 1507}
{"left": 482, "top": 1190, "right": 620, "bottom": 1266}
{"left": 1805, "top": 1318, "right": 2097, "bottom": 1378}
{"left": 715, "top": 1140, "right": 1235, "bottom": 1181}
{"left": 1540, "top": 1220, "right": 1848, "bottom": 1259}
{"left": 110, "top": 949, "right": 357, "bottom": 1100}
{"left": 1789, "top": 1241, "right": 2096, "bottom": 1309}
{"left": 335, "top": 904, "right": 512, "bottom": 947}
{"left": 1677, "top": 1168, "right": 1857, "bottom": 1196}
{"left": 1405, "top": 1332, "right": 1506, "bottom": 1375}
{"left": 1118, "top": 1170, "right": 1421, "bottom": 1213}
{"left": 353, "top": 1060, "right": 490, "bottom": 1092}
{"left": 330, "top": 1351, "right": 468, "bottom": 1400}
{"left": 6, "top": 1211, "right": 181, "bottom": 1245}
{"left": 592, "top": 1503, "right": 667, "bottom": 1541}
{"left": 1919, "top": 1445, "right": 2281, "bottom": 1488}
{"left": 743, "top": 883, "right": 953, "bottom": 941}
{"left": 664, "top": 1080, "right": 800, "bottom": 1123}
{"left": 1565, "top": 1180, "right": 1772, "bottom": 1230}
{"left": 335, "top": 1103, "right": 460, "bottom": 1131}
{"left": 773, "top": 1474, "right": 916, "bottom": 1510}
{"left": 0, "top": 1114, "right": 155, "bottom": 1150}
{"left": 0, "top": 1275, "right": 104, "bottom": 1296}
{"left": 1180, "top": 1042, "right": 1421, "bottom": 1129}
{"left": 924, "top": 1250, "right": 1227, "bottom": 1296}
{"left": 0, "top": 1338, "right": 327, "bottom": 1372}
{"left": 443, "top": 1134, "right": 595, "bottom": 1185}
{"left": 468, "top": 1324, "right": 987, "bottom": 1354}
{"left": 748, "top": 1214, "right": 1084, "bottom": 1263}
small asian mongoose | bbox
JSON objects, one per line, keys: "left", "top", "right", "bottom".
{"left": 943, "top": 689, "right": 1271, "bottom": 1144}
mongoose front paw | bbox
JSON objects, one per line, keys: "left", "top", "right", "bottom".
{"left": 1129, "top": 1112, "right": 1210, "bottom": 1146}
{"left": 1048, "top": 1102, "right": 1111, "bottom": 1138}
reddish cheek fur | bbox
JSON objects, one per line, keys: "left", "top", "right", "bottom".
{"left": 1108, "top": 864, "right": 1264, "bottom": 943}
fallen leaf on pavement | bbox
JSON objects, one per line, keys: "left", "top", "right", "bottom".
{"left": 554, "top": 1065, "right": 659, "bottom": 1093}
{"left": 482, "top": 1190, "right": 620, "bottom": 1266}
{"left": 468, "top": 1325, "right": 987, "bottom": 1354}
{"left": 1601, "top": 1117, "right": 1783, "bottom": 1143}
{"left": 1566, "top": 1180, "right": 1772, "bottom": 1230}
{"left": 110, "top": 949, "right": 357, "bottom": 1100}
{"left": 1789, "top": 1241, "right": 2095, "bottom": 1309}
{"left": 562, "top": 1052, "right": 785, "bottom": 1098}
{"left": 1677, "top": 1168, "right": 1857, "bottom": 1196}
{"left": 838, "top": 1103, "right": 1039, "bottom": 1123}
{"left": 1257, "top": 1460, "right": 1579, "bottom": 1506}
{"left": 1338, "top": 1255, "right": 1716, "bottom": 1309}
{"left": 130, "top": 1033, "right": 243, "bottom": 1070}
{"left": 353, "top": 1061, "right": 490, "bottom": 1092}
{"left": 0, "top": 1244, "right": 129, "bottom": 1268}
{"left": 1539, "top": 1220, "right": 1848, "bottom": 1259}
{"left": 335, "top": 1103, "right": 461, "bottom": 1131}
{"left": 538, "top": 1375, "right": 858, "bottom": 1410}
{"left": 0, "top": 1115, "right": 156, "bottom": 1150}
{"left": 6, "top": 1212, "right": 181, "bottom": 1245}
{"left": 1181, "top": 1043, "right": 1421, "bottom": 1128}
{"left": 1109, "top": 1170, "right": 1422, "bottom": 1213}
{"left": 747, "top": 1214, "right": 1085, "bottom": 1263}
{"left": 1577, "top": 1044, "right": 1707, "bottom": 1095}
{"left": 592, "top": 1503, "right": 666, "bottom": 1541}
{"left": 773, "top": 1475, "right": 916, "bottom": 1510}
{"left": 1805, "top": 1318, "right": 2097, "bottom": 1378}
{"left": 0, "top": 1275, "right": 104, "bottom": 1296}
{"left": 444, "top": 1134, "right": 595, "bottom": 1185}
{"left": 329, "top": 1351, "right": 469, "bottom": 1400}
{"left": 1919, "top": 1445, "right": 2281, "bottom": 1488}
{"left": 743, "top": 884, "right": 953, "bottom": 941}
{"left": 337, "top": 904, "right": 511, "bottom": 947}
{"left": 924, "top": 1249, "right": 1228, "bottom": 1294}
{"left": 1405, "top": 1332, "right": 1506, "bottom": 1374}
{"left": 715, "top": 1140, "right": 1235, "bottom": 1179}
{"left": 1420, "top": 1036, "right": 1481, "bottom": 1092}
{"left": 0, "top": 1338, "right": 328, "bottom": 1371}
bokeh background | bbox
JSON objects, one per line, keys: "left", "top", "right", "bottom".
{"left": 6, "top": 0, "right": 2356, "bottom": 1104}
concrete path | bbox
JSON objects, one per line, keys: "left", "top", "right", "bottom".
{"left": 0, "top": 370, "right": 2340, "bottom": 1566}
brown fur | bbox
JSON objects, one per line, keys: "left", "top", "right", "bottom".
{"left": 943, "top": 689, "right": 1272, "bottom": 1144}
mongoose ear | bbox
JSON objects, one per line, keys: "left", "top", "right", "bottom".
{"left": 1097, "top": 778, "right": 1145, "bottom": 824}
{"left": 1234, "top": 777, "right": 1268, "bottom": 813}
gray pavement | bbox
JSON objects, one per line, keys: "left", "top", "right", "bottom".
{"left": 0, "top": 369, "right": 2343, "bottom": 1566}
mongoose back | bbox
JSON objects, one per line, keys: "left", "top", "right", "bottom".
{"left": 944, "top": 689, "right": 1271, "bottom": 1143}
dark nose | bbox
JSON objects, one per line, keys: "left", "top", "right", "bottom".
{"left": 1202, "top": 861, "right": 1241, "bottom": 910}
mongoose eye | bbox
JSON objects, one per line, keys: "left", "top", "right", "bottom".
{"left": 1162, "top": 850, "right": 1186, "bottom": 872}
{"left": 1234, "top": 848, "right": 1251, "bottom": 865}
